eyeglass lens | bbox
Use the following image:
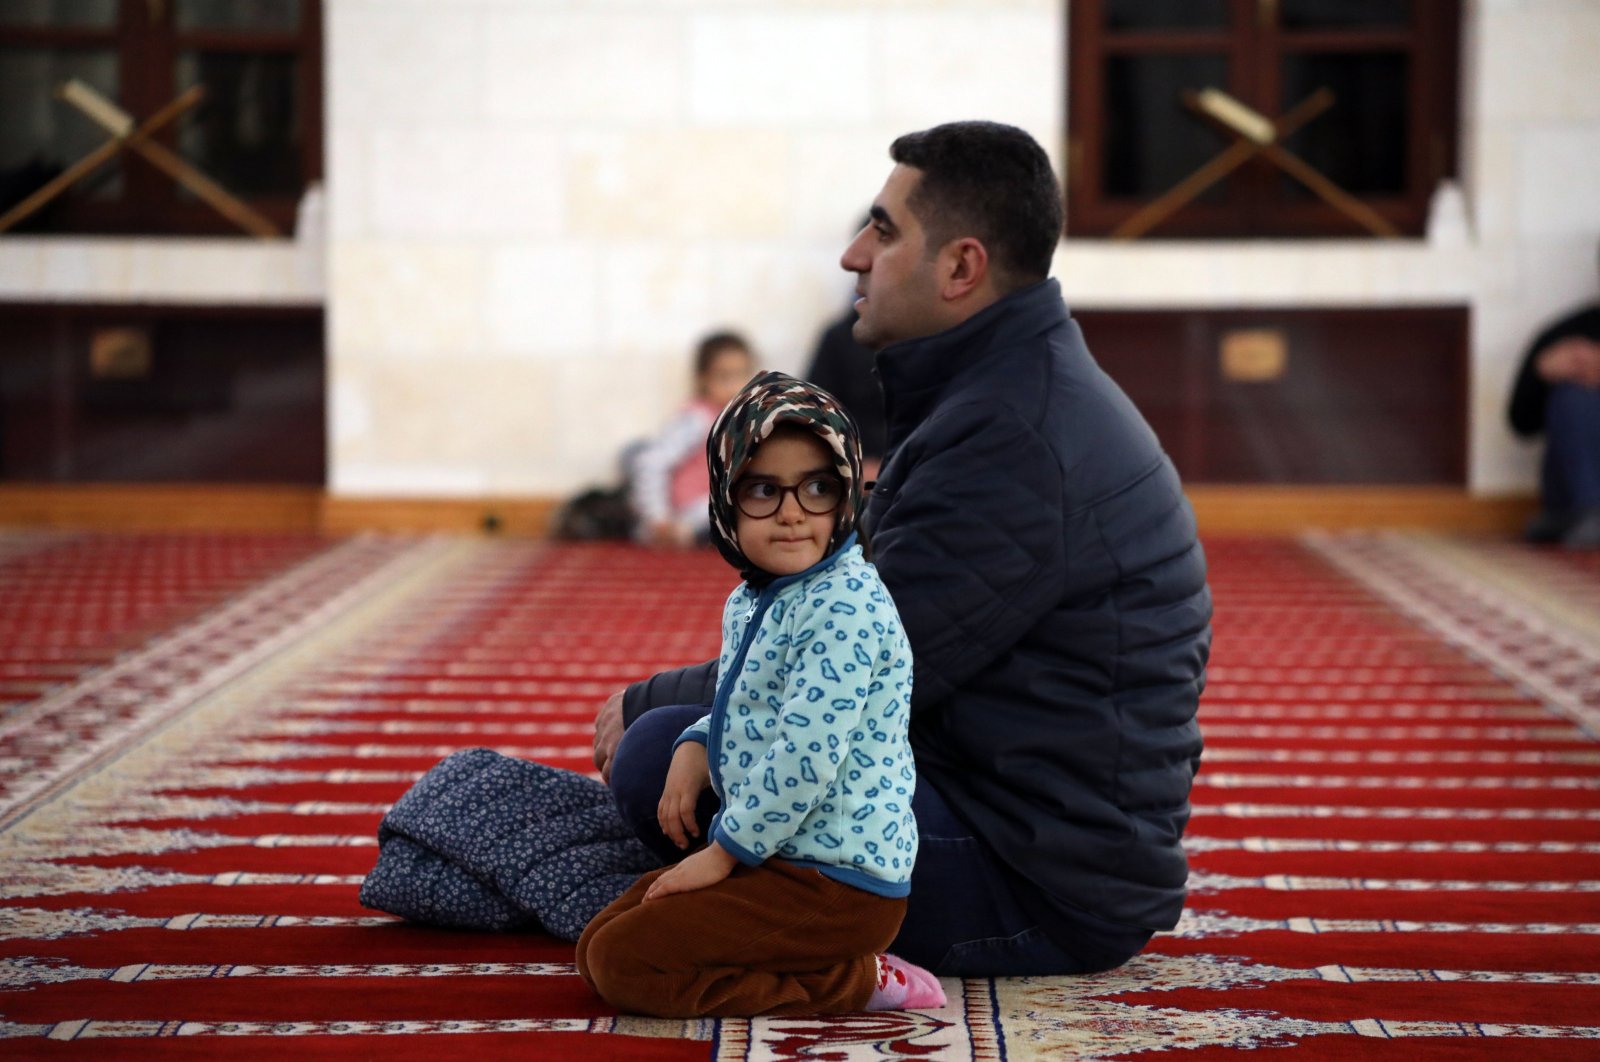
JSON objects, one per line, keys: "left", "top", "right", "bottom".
{"left": 735, "top": 475, "right": 842, "bottom": 518}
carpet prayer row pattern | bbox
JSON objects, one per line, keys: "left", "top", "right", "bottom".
{"left": 0, "top": 530, "right": 1597, "bottom": 1060}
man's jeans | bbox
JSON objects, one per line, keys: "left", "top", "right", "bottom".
{"left": 609, "top": 703, "right": 1151, "bottom": 977}
{"left": 1543, "top": 383, "right": 1600, "bottom": 512}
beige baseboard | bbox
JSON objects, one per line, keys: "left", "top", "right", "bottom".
{"left": 0, "top": 484, "right": 1536, "bottom": 537}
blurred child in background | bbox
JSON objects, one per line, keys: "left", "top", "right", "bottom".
{"left": 628, "top": 331, "right": 755, "bottom": 547}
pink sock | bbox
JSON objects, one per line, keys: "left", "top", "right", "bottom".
{"left": 865, "top": 953, "right": 946, "bottom": 1010}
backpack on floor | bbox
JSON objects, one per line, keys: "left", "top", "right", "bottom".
{"left": 551, "top": 487, "right": 636, "bottom": 541}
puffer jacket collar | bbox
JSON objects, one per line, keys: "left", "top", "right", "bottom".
{"left": 875, "top": 278, "right": 1068, "bottom": 442}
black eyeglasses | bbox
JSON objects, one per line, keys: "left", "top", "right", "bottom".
{"left": 733, "top": 474, "right": 844, "bottom": 519}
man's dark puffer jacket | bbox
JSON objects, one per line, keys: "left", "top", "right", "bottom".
{"left": 625, "top": 279, "right": 1211, "bottom": 937}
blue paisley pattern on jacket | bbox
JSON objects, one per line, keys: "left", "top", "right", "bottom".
{"left": 677, "top": 540, "right": 916, "bottom": 897}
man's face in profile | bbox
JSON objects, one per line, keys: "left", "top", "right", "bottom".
{"left": 840, "top": 165, "right": 944, "bottom": 352}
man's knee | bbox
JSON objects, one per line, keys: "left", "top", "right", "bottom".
{"left": 610, "top": 706, "right": 693, "bottom": 815}
{"left": 609, "top": 704, "right": 716, "bottom": 862}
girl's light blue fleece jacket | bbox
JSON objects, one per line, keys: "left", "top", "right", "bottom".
{"left": 676, "top": 538, "right": 916, "bottom": 897}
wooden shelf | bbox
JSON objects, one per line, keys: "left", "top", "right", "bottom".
{"left": 0, "top": 484, "right": 323, "bottom": 532}
{"left": 320, "top": 496, "right": 560, "bottom": 536}
{"left": 1186, "top": 485, "right": 1535, "bottom": 535}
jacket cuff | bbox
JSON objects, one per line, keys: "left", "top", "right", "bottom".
{"left": 712, "top": 823, "right": 764, "bottom": 868}
{"left": 671, "top": 730, "right": 708, "bottom": 753}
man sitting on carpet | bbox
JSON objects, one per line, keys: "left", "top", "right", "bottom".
{"left": 594, "top": 120, "right": 1212, "bottom": 977}
{"left": 1506, "top": 239, "right": 1600, "bottom": 549}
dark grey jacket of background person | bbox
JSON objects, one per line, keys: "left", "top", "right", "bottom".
{"left": 1507, "top": 303, "right": 1600, "bottom": 437}
{"left": 624, "top": 279, "right": 1212, "bottom": 936}
{"left": 806, "top": 309, "right": 889, "bottom": 463}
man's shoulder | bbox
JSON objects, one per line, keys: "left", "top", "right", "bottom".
{"left": 1559, "top": 303, "right": 1600, "bottom": 334}
{"left": 939, "top": 317, "right": 1151, "bottom": 443}
{"left": 924, "top": 338, "right": 1052, "bottom": 431}
{"left": 1534, "top": 302, "right": 1600, "bottom": 346}
{"left": 913, "top": 324, "right": 1176, "bottom": 512}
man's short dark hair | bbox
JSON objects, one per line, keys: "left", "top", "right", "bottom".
{"left": 889, "top": 121, "right": 1063, "bottom": 289}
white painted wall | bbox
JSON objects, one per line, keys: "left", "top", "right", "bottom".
{"left": 2, "top": 0, "right": 1596, "bottom": 499}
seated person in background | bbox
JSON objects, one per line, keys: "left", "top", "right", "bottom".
{"left": 1507, "top": 245, "right": 1600, "bottom": 549}
{"left": 806, "top": 220, "right": 890, "bottom": 482}
{"left": 628, "top": 331, "right": 754, "bottom": 547}
{"left": 806, "top": 305, "right": 887, "bottom": 482}
{"left": 577, "top": 371, "right": 942, "bottom": 1017}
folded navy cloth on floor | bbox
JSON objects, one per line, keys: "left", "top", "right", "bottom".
{"left": 359, "top": 833, "right": 536, "bottom": 932}
{"left": 360, "top": 748, "right": 661, "bottom": 940}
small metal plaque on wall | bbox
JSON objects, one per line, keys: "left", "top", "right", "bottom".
{"left": 1220, "top": 328, "right": 1288, "bottom": 382}
{"left": 89, "top": 327, "right": 154, "bottom": 379}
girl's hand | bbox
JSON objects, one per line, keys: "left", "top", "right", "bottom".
{"left": 644, "top": 842, "right": 737, "bottom": 901}
{"left": 658, "top": 741, "right": 711, "bottom": 849}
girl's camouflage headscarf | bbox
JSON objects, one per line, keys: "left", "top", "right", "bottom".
{"left": 706, "top": 370, "right": 863, "bottom": 584}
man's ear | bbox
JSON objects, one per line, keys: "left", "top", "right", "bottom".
{"left": 939, "top": 237, "right": 990, "bottom": 302}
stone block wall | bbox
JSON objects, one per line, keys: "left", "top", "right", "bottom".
{"left": 324, "top": 0, "right": 1058, "bottom": 496}
{"left": 2, "top": 0, "right": 1596, "bottom": 497}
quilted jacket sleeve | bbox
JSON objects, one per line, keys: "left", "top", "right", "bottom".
{"left": 870, "top": 401, "right": 1065, "bottom": 713}
{"left": 622, "top": 659, "right": 719, "bottom": 726}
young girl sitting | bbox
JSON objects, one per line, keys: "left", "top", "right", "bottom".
{"left": 576, "top": 372, "right": 945, "bottom": 1017}
{"left": 628, "top": 330, "right": 754, "bottom": 547}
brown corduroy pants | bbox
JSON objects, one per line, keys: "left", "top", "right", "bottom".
{"left": 575, "top": 858, "right": 907, "bottom": 1018}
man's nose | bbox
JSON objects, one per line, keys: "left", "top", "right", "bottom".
{"left": 840, "top": 231, "right": 869, "bottom": 273}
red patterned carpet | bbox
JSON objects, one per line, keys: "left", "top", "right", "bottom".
{"left": 1, "top": 530, "right": 1597, "bottom": 1059}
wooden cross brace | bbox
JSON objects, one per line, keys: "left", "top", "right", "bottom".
{"left": 1111, "top": 87, "right": 1399, "bottom": 241}
{"left": 0, "top": 79, "right": 281, "bottom": 238}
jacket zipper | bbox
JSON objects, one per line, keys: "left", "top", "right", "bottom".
{"left": 705, "top": 536, "right": 858, "bottom": 797}
{"left": 706, "top": 584, "right": 777, "bottom": 798}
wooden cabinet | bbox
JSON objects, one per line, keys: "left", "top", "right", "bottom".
{"left": 1076, "top": 305, "right": 1468, "bottom": 483}
{"left": 0, "top": 303, "right": 324, "bottom": 484}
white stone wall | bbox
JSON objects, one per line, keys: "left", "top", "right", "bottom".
{"left": 323, "top": 0, "right": 1059, "bottom": 496}
{"left": 1459, "top": 0, "right": 1600, "bottom": 492}
{"left": 0, "top": 236, "right": 322, "bottom": 304}
{"left": 2, "top": 0, "right": 1596, "bottom": 498}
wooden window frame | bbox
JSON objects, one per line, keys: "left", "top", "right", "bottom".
{"left": 0, "top": 0, "right": 322, "bottom": 237}
{"left": 1065, "top": 0, "right": 1460, "bottom": 239}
